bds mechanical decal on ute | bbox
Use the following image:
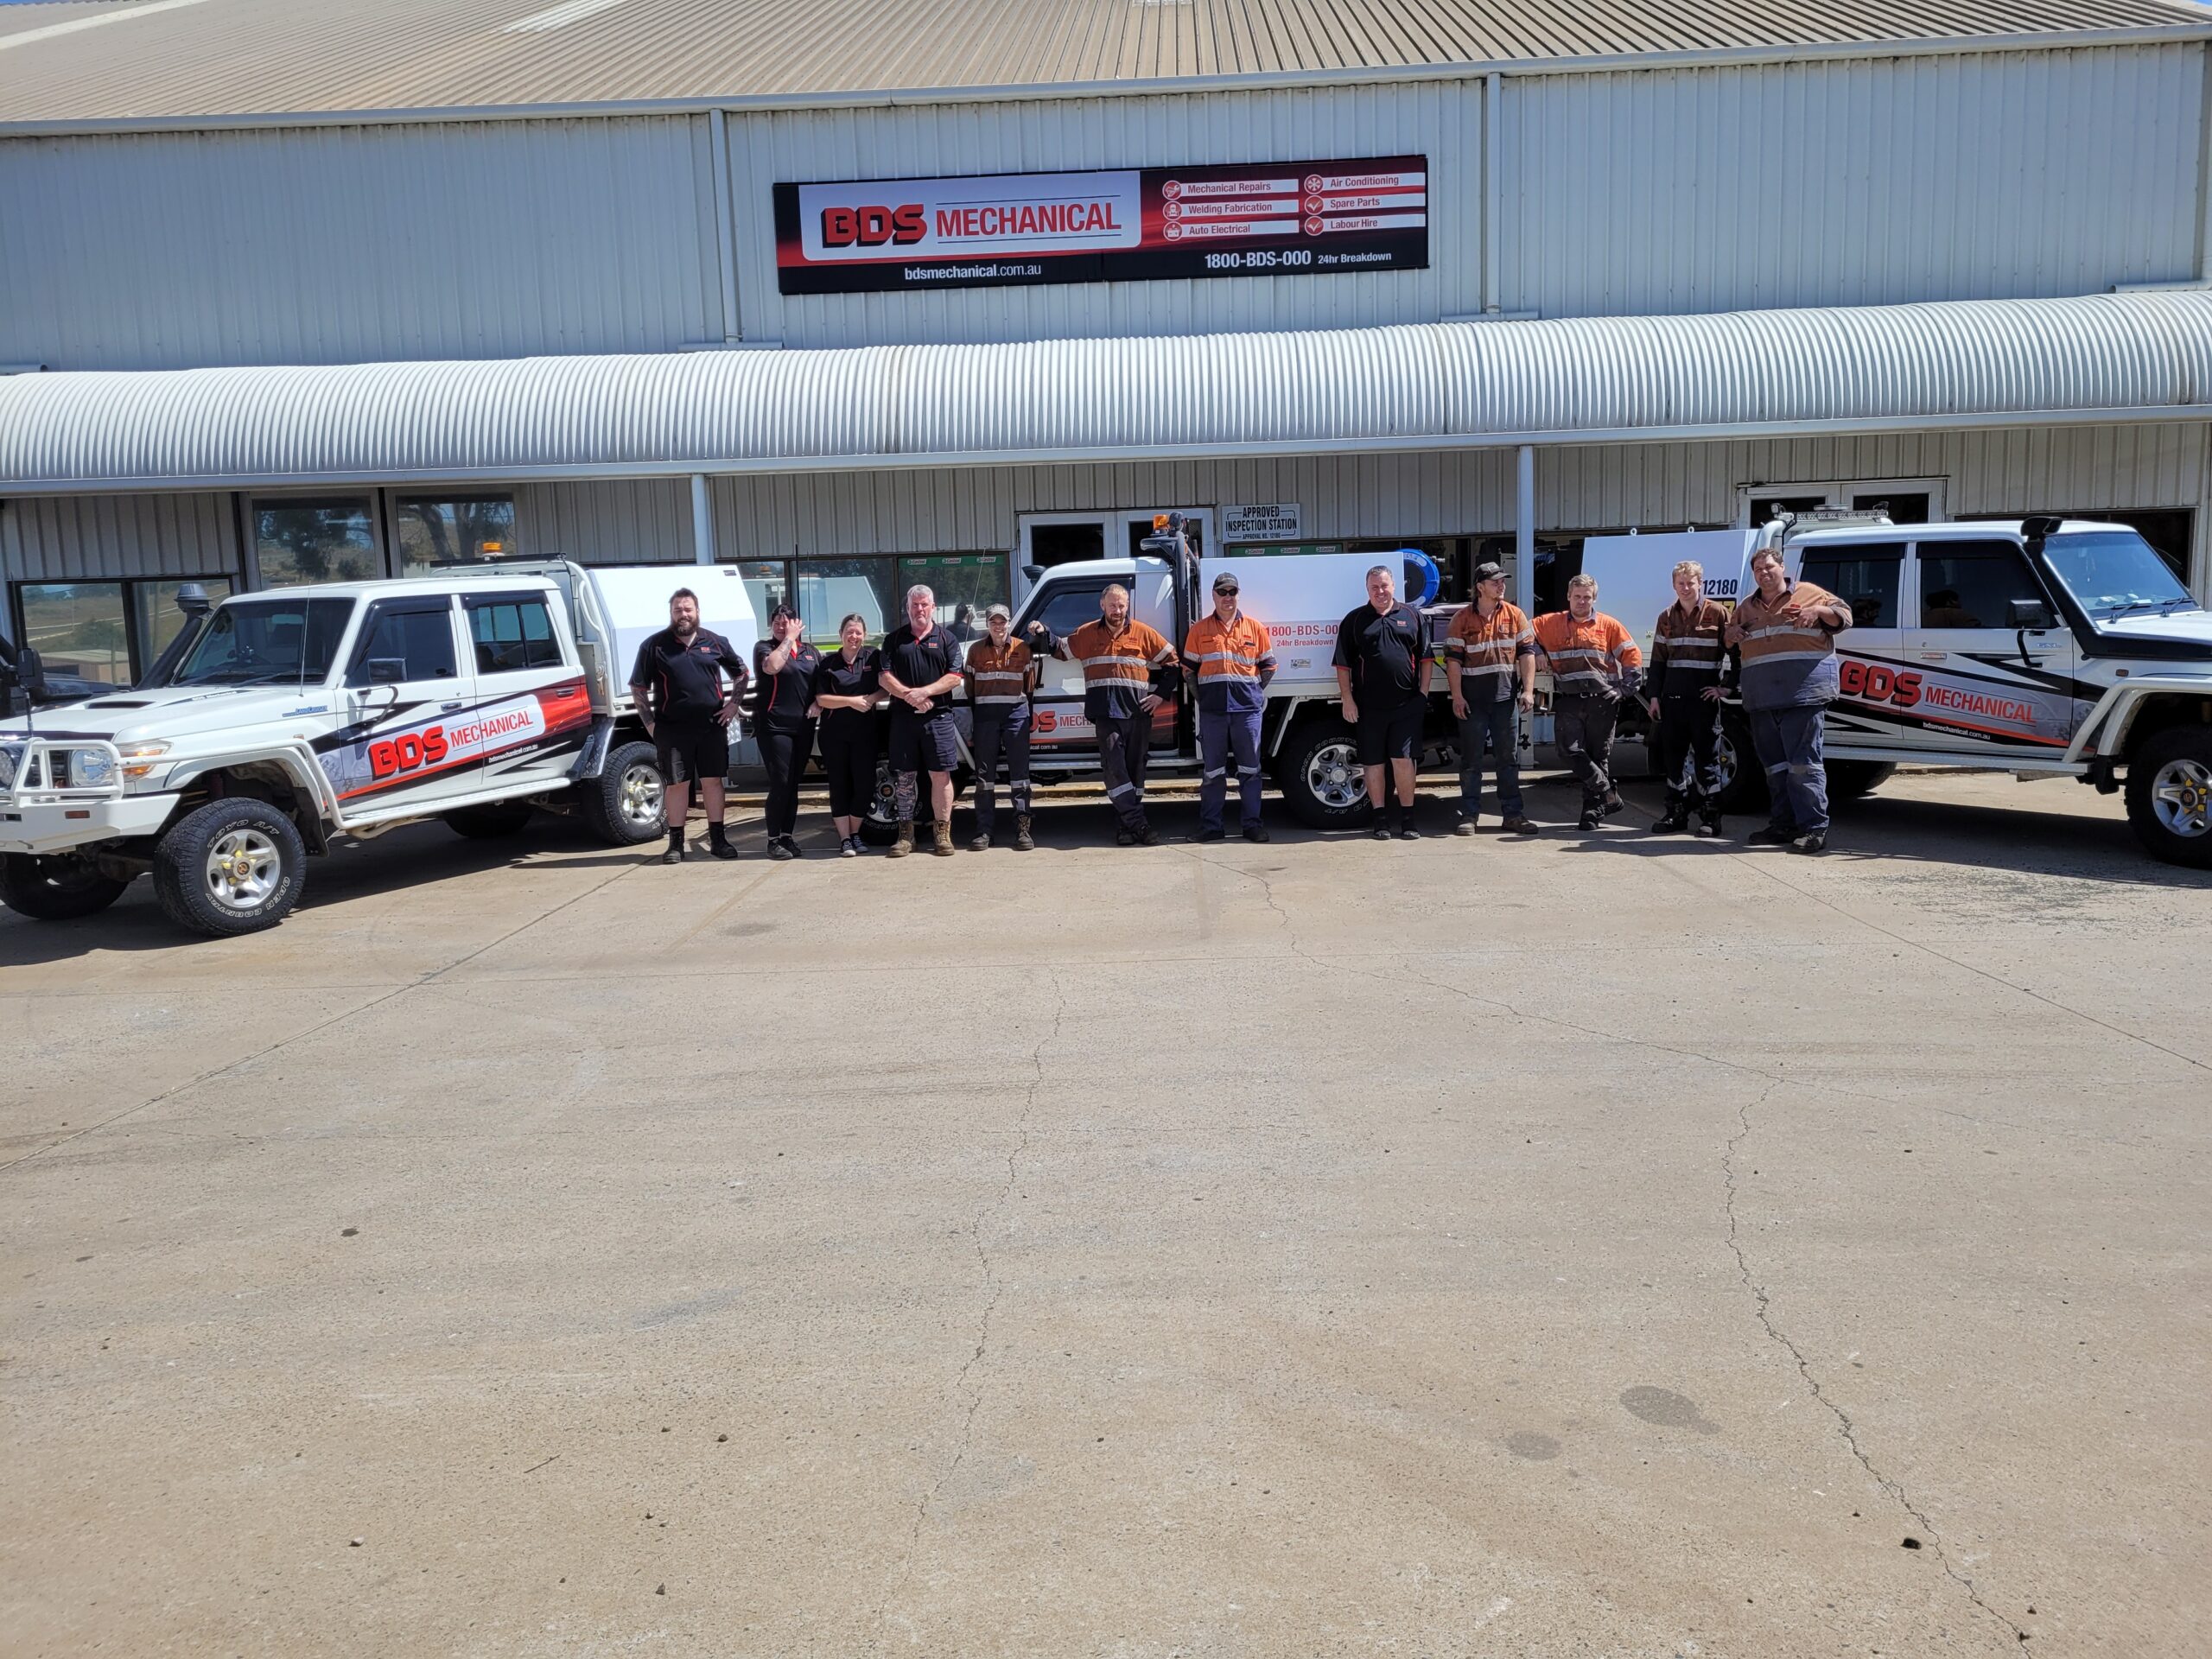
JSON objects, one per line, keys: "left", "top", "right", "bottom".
{"left": 1834, "top": 652, "right": 2080, "bottom": 747}
{"left": 316, "top": 681, "right": 593, "bottom": 801}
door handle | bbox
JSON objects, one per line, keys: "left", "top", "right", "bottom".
{"left": 442, "top": 701, "right": 464, "bottom": 711}
{"left": 1916, "top": 651, "right": 1947, "bottom": 661}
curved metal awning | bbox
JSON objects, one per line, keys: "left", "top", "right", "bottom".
{"left": 3, "top": 289, "right": 2209, "bottom": 493}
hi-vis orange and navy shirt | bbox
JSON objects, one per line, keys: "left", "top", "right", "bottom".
{"left": 1444, "top": 600, "right": 1534, "bottom": 704}
{"left": 1648, "top": 598, "right": 1731, "bottom": 698}
{"left": 1060, "top": 617, "right": 1178, "bottom": 721}
{"left": 963, "top": 636, "right": 1037, "bottom": 710}
{"left": 1182, "top": 611, "right": 1276, "bottom": 715}
{"left": 1532, "top": 610, "right": 1643, "bottom": 700}
{"left": 1732, "top": 577, "right": 1852, "bottom": 710}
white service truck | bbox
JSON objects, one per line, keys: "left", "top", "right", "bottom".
{"left": 0, "top": 562, "right": 758, "bottom": 934}
{"left": 1583, "top": 515, "right": 2212, "bottom": 865}
{"left": 1006, "top": 523, "right": 1456, "bottom": 827}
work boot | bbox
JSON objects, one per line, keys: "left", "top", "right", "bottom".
{"left": 888, "top": 820, "right": 915, "bottom": 858}
{"left": 1791, "top": 832, "right": 1827, "bottom": 855}
{"left": 1453, "top": 817, "right": 1479, "bottom": 837}
{"left": 1013, "top": 815, "right": 1034, "bottom": 852}
{"left": 1370, "top": 822, "right": 1393, "bottom": 842}
{"left": 1577, "top": 810, "right": 1600, "bottom": 831}
{"left": 1243, "top": 823, "right": 1269, "bottom": 843}
{"left": 1197, "top": 827, "right": 1226, "bottom": 842}
{"left": 1116, "top": 827, "right": 1135, "bottom": 847}
{"left": 662, "top": 828, "right": 687, "bottom": 865}
{"left": 969, "top": 830, "right": 993, "bottom": 852}
{"left": 1135, "top": 823, "right": 1161, "bottom": 848}
{"left": 1696, "top": 812, "right": 1723, "bottom": 839}
{"left": 1650, "top": 809, "right": 1689, "bottom": 835}
{"left": 1602, "top": 791, "right": 1627, "bottom": 817}
{"left": 1501, "top": 815, "right": 1539, "bottom": 836}
{"left": 1745, "top": 826, "right": 1795, "bottom": 846}
{"left": 709, "top": 826, "right": 741, "bottom": 861}
{"left": 932, "top": 821, "right": 957, "bottom": 857}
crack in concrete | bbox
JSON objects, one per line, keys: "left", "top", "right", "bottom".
{"left": 1722, "top": 1082, "right": 2031, "bottom": 1650}
{"left": 874, "top": 969, "right": 1066, "bottom": 1649}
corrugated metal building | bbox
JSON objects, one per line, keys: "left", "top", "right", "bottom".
{"left": 3, "top": 0, "right": 2211, "bottom": 683}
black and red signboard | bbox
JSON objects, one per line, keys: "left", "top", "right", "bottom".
{"left": 772, "top": 155, "right": 1429, "bottom": 296}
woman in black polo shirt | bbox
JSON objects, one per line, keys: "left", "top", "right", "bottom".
{"left": 751, "top": 604, "right": 821, "bottom": 860}
{"left": 811, "top": 613, "right": 882, "bottom": 857}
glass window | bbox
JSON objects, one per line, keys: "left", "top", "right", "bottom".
{"left": 16, "top": 582, "right": 130, "bottom": 686}
{"left": 131, "top": 579, "right": 233, "bottom": 669}
{"left": 899, "top": 555, "right": 1006, "bottom": 644}
{"left": 2043, "top": 531, "right": 2193, "bottom": 618}
{"left": 1027, "top": 521, "right": 1106, "bottom": 570}
{"left": 795, "top": 558, "right": 897, "bottom": 644}
{"left": 466, "top": 595, "right": 563, "bottom": 672}
{"left": 346, "top": 602, "right": 459, "bottom": 686}
{"left": 254, "top": 497, "right": 380, "bottom": 587}
{"left": 1917, "top": 539, "right": 2048, "bottom": 630}
{"left": 175, "top": 597, "right": 353, "bottom": 685}
{"left": 1797, "top": 543, "right": 1904, "bottom": 629}
{"left": 740, "top": 561, "right": 789, "bottom": 627}
{"left": 1027, "top": 582, "right": 1109, "bottom": 642}
{"left": 394, "top": 496, "right": 518, "bottom": 575}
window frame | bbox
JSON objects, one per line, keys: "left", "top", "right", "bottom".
{"left": 461, "top": 591, "right": 565, "bottom": 676}
{"left": 246, "top": 492, "right": 385, "bottom": 589}
{"left": 1911, "top": 537, "right": 2056, "bottom": 632}
{"left": 342, "top": 595, "right": 465, "bottom": 689}
{"left": 10, "top": 573, "right": 238, "bottom": 689}
{"left": 1793, "top": 540, "right": 1908, "bottom": 632}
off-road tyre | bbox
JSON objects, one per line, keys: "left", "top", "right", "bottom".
{"left": 1714, "top": 710, "right": 1770, "bottom": 813}
{"left": 1276, "top": 715, "right": 1372, "bottom": 830}
{"left": 0, "top": 854, "right": 130, "bottom": 921}
{"left": 152, "top": 798, "right": 307, "bottom": 937}
{"left": 2125, "top": 726, "right": 2212, "bottom": 868}
{"left": 580, "top": 741, "right": 666, "bottom": 847}
{"left": 442, "top": 802, "right": 537, "bottom": 839}
{"left": 1826, "top": 760, "right": 1897, "bottom": 803}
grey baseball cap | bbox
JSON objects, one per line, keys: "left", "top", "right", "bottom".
{"left": 1471, "top": 560, "right": 1507, "bottom": 582}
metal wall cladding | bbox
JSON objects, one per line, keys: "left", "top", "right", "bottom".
{"left": 1, "top": 492, "right": 238, "bottom": 583}
{"left": 0, "top": 118, "right": 723, "bottom": 372}
{"left": 1500, "top": 46, "right": 2205, "bottom": 317}
{"left": 714, "top": 421, "right": 2212, "bottom": 593}
{"left": 728, "top": 82, "right": 1485, "bottom": 348}
{"left": 512, "top": 477, "right": 694, "bottom": 564}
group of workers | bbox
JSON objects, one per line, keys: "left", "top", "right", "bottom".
{"left": 624, "top": 542, "right": 1852, "bottom": 861}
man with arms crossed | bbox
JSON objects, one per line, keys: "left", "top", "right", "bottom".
{"left": 878, "top": 584, "right": 967, "bottom": 858}
{"left": 1446, "top": 559, "right": 1538, "bottom": 836}
{"left": 628, "top": 587, "right": 747, "bottom": 864}
{"left": 1335, "top": 563, "right": 1433, "bottom": 841}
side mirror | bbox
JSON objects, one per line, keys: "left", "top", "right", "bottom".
{"left": 1020, "top": 564, "right": 1045, "bottom": 582}
{"left": 367, "top": 657, "right": 408, "bottom": 684}
{"left": 2008, "top": 598, "right": 2054, "bottom": 631}
{"left": 175, "top": 583, "right": 212, "bottom": 618}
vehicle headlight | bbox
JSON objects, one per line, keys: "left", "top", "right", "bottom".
{"left": 117, "top": 740, "right": 170, "bottom": 781}
{"left": 67, "top": 746, "right": 119, "bottom": 789}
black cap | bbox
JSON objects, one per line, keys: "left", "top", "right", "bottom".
{"left": 1211, "top": 572, "right": 1240, "bottom": 594}
{"left": 1471, "top": 561, "right": 1506, "bottom": 583}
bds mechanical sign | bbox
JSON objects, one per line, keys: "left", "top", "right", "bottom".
{"left": 772, "top": 155, "right": 1427, "bottom": 295}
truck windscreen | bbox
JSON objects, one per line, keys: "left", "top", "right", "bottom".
{"left": 174, "top": 598, "right": 354, "bottom": 685}
{"left": 2044, "top": 532, "right": 2194, "bottom": 618}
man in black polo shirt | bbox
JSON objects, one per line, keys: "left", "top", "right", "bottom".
{"left": 628, "top": 588, "right": 747, "bottom": 864}
{"left": 877, "top": 583, "right": 967, "bottom": 858}
{"left": 1333, "top": 563, "right": 1433, "bottom": 840}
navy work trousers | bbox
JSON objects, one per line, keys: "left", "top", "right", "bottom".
{"left": 1749, "top": 703, "right": 1829, "bottom": 836}
{"left": 1097, "top": 711, "right": 1154, "bottom": 830}
{"left": 1456, "top": 697, "right": 1523, "bottom": 819}
{"left": 970, "top": 706, "right": 1032, "bottom": 836}
{"left": 1198, "top": 705, "right": 1265, "bottom": 833}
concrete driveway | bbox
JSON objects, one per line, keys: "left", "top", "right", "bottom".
{"left": 3, "top": 768, "right": 2206, "bottom": 1657}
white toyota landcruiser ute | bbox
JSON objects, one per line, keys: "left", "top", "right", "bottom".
{"left": 0, "top": 562, "right": 756, "bottom": 935}
{"left": 1751, "top": 517, "right": 2212, "bottom": 865}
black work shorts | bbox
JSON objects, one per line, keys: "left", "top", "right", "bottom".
{"left": 654, "top": 715, "right": 729, "bottom": 784}
{"left": 888, "top": 710, "right": 960, "bottom": 775}
{"left": 1357, "top": 699, "right": 1426, "bottom": 765}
